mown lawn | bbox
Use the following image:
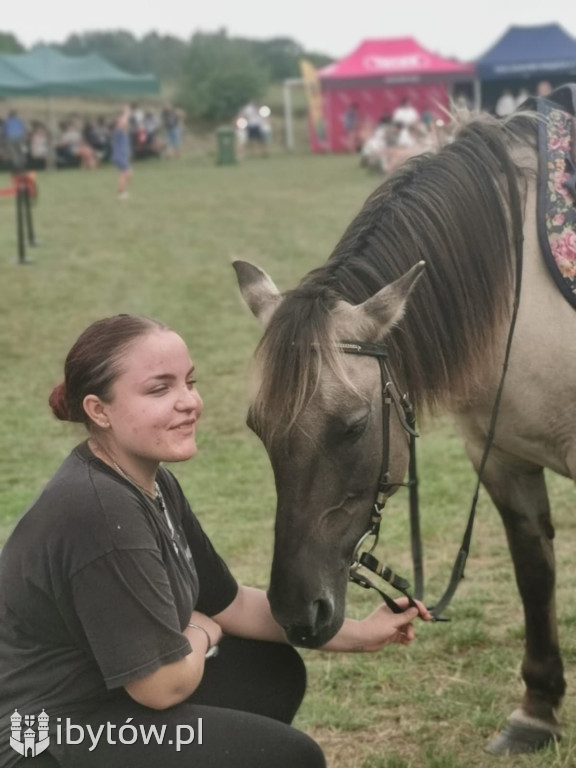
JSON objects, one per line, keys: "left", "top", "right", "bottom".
{"left": 0, "top": 149, "right": 575, "bottom": 767}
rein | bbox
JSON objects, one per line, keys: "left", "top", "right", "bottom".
{"left": 341, "top": 223, "right": 523, "bottom": 621}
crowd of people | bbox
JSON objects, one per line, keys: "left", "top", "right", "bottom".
{"left": 0, "top": 103, "right": 184, "bottom": 173}
{"left": 494, "top": 79, "right": 552, "bottom": 117}
{"left": 357, "top": 97, "right": 450, "bottom": 175}
{"left": 356, "top": 79, "right": 556, "bottom": 176}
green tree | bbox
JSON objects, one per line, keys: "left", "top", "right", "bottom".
{"left": 0, "top": 32, "right": 24, "bottom": 54}
{"left": 57, "top": 30, "right": 188, "bottom": 79}
{"left": 58, "top": 30, "right": 141, "bottom": 72}
{"left": 178, "top": 31, "right": 269, "bottom": 123}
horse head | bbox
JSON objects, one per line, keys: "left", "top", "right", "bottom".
{"left": 233, "top": 259, "right": 424, "bottom": 647}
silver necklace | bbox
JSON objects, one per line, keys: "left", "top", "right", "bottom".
{"left": 111, "top": 460, "right": 158, "bottom": 500}
{"left": 88, "top": 440, "right": 156, "bottom": 499}
{"left": 91, "top": 441, "right": 191, "bottom": 560}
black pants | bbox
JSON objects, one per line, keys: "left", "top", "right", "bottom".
{"left": 23, "top": 638, "right": 325, "bottom": 768}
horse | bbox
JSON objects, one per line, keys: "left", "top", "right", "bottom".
{"left": 233, "top": 95, "right": 576, "bottom": 755}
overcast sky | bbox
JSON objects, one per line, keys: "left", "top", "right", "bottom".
{"left": 4, "top": 0, "right": 576, "bottom": 62}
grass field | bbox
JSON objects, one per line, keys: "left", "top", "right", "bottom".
{"left": 1, "top": 147, "right": 575, "bottom": 768}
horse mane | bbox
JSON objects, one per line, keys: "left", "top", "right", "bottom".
{"left": 254, "top": 112, "right": 538, "bottom": 439}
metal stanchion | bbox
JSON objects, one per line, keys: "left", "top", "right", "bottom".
{"left": 23, "top": 182, "right": 37, "bottom": 247}
{"left": 14, "top": 174, "right": 37, "bottom": 264}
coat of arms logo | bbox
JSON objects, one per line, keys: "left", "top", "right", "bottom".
{"left": 9, "top": 709, "right": 50, "bottom": 757}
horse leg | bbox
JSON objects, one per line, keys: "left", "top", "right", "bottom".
{"left": 463, "top": 446, "right": 564, "bottom": 754}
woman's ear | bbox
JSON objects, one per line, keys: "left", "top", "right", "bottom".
{"left": 82, "top": 395, "right": 111, "bottom": 430}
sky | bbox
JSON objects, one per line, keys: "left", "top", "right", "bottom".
{"left": 4, "top": 0, "right": 576, "bottom": 62}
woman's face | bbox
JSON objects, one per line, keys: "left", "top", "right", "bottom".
{"left": 99, "top": 330, "right": 203, "bottom": 469}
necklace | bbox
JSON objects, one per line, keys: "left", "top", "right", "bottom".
{"left": 89, "top": 440, "right": 157, "bottom": 499}
{"left": 90, "top": 440, "right": 192, "bottom": 562}
{"left": 111, "top": 460, "right": 158, "bottom": 500}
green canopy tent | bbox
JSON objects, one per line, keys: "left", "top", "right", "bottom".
{"left": 0, "top": 44, "right": 159, "bottom": 97}
{"left": 0, "top": 46, "right": 159, "bottom": 261}
{"left": 0, "top": 44, "right": 159, "bottom": 170}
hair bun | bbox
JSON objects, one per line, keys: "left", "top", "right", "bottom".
{"left": 49, "top": 382, "right": 71, "bottom": 421}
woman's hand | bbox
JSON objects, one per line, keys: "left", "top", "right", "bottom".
{"left": 321, "top": 598, "right": 432, "bottom": 653}
{"left": 125, "top": 611, "right": 223, "bottom": 710}
{"left": 186, "top": 610, "right": 223, "bottom": 651}
{"left": 354, "top": 598, "right": 432, "bottom": 651}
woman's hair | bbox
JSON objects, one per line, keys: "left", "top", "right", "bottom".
{"left": 49, "top": 315, "right": 169, "bottom": 425}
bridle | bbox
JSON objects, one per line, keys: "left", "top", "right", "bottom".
{"left": 339, "top": 285, "right": 521, "bottom": 623}
{"left": 336, "top": 341, "right": 436, "bottom": 617}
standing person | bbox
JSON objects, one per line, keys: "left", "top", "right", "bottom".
{"left": 537, "top": 80, "right": 553, "bottom": 97}
{"left": 495, "top": 89, "right": 516, "bottom": 117}
{"left": 0, "top": 315, "right": 430, "bottom": 768}
{"left": 162, "top": 103, "right": 182, "bottom": 158}
{"left": 4, "top": 110, "right": 26, "bottom": 170}
{"left": 392, "top": 97, "right": 420, "bottom": 147}
{"left": 111, "top": 106, "right": 132, "bottom": 199}
{"left": 343, "top": 102, "right": 360, "bottom": 152}
{"left": 238, "top": 101, "right": 268, "bottom": 157}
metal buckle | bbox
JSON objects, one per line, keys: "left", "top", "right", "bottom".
{"left": 351, "top": 506, "right": 382, "bottom": 568}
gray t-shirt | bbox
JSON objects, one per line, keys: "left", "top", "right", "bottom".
{"left": 0, "top": 442, "right": 237, "bottom": 768}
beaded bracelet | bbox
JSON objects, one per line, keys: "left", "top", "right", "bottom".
{"left": 187, "top": 622, "right": 219, "bottom": 659}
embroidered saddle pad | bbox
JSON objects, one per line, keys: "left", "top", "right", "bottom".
{"left": 526, "top": 85, "right": 576, "bottom": 309}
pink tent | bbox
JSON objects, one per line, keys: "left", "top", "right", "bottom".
{"left": 313, "top": 38, "right": 475, "bottom": 152}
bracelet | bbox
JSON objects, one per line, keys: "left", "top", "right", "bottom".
{"left": 187, "top": 622, "right": 219, "bottom": 659}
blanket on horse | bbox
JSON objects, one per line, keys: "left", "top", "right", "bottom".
{"left": 527, "top": 85, "right": 576, "bottom": 309}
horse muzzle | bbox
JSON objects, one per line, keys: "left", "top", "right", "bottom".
{"left": 268, "top": 590, "right": 341, "bottom": 648}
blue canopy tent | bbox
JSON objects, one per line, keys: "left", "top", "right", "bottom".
{"left": 476, "top": 24, "right": 576, "bottom": 110}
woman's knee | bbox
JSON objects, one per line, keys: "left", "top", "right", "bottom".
{"left": 192, "top": 637, "right": 308, "bottom": 723}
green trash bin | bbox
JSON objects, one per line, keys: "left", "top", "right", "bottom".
{"left": 216, "top": 125, "right": 237, "bottom": 166}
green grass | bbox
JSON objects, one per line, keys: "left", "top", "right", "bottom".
{"left": 1, "top": 149, "right": 576, "bottom": 768}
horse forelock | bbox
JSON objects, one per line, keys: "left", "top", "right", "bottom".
{"left": 253, "top": 287, "right": 365, "bottom": 443}
{"left": 254, "top": 111, "right": 537, "bottom": 428}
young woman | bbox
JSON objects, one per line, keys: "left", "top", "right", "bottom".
{"left": 0, "top": 315, "right": 429, "bottom": 768}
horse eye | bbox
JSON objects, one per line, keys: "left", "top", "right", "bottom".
{"left": 345, "top": 420, "right": 366, "bottom": 436}
{"left": 340, "top": 414, "right": 369, "bottom": 441}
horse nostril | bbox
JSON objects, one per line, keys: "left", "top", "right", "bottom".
{"left": 314, "top": 596, "right": 334, "bottom": 629}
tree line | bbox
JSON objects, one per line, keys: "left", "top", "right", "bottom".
{"left": 0, "top": 29, "right": 332, "bottom": 122}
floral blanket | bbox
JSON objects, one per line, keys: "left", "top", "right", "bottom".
{"left": 536, "top": 92, "right": 576, "bottom": 308}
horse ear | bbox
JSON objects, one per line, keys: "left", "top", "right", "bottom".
{"left": 352, "top": 261, "right": 425, "bottom": 336}
{"left": 232, "top": 260, "right": 282, "bottom": 327}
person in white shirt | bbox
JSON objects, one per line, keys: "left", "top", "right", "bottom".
{"left": 495, "top": 89, "right": 516, "bottom": 117}
{"left": 392, "top": 98, "right": 420, "bottom": 147}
